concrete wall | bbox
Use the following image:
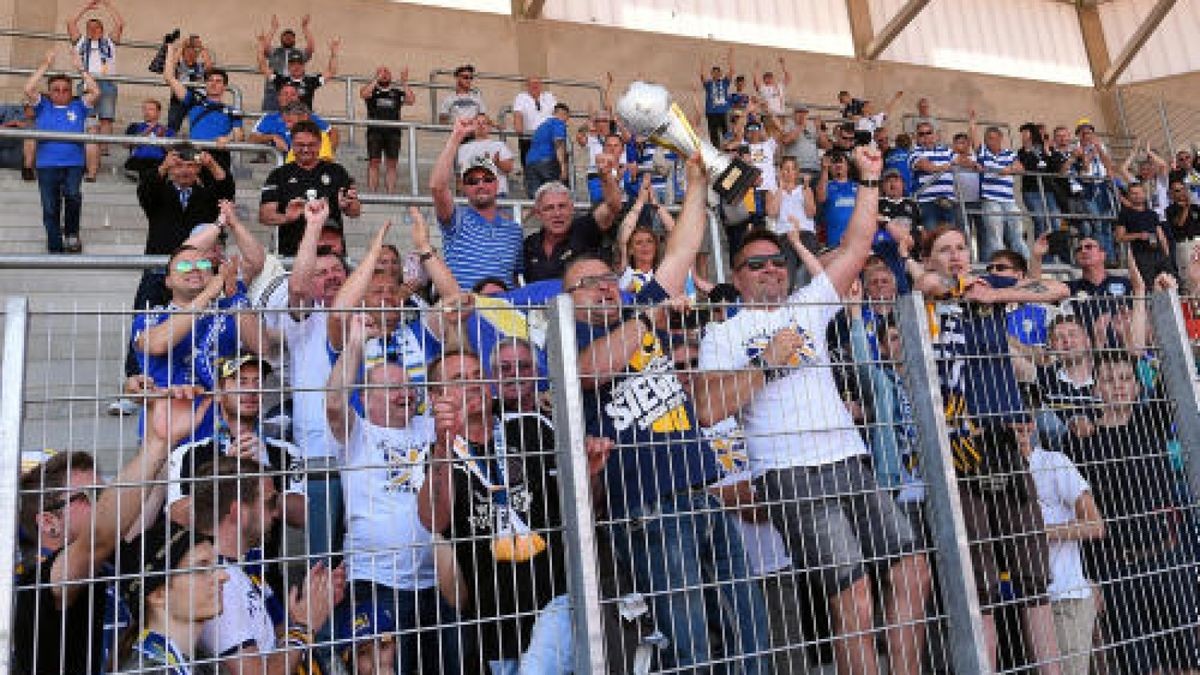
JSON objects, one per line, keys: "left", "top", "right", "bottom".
{"left": 0, "top": 0, "right": 1114, "bottom": 136}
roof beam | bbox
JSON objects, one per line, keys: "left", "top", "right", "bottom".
{"left": 863, "top": 0, "right": 932, "bottom": 60}
{"left": 1101, "top": 0, "right": 1176, "bottom": 88}
{"left": 846, "top": 0, "right": 875, "bottom": 59}
{"left": 1076, "top": 3, "right": 1110, "bottom": 87}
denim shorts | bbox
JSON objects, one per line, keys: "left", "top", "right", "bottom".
{"left": 754, "top": 456, "right": 917, "bottom": 594}
{"left": 80, "top": 80, "right": 118, "bottom": 120}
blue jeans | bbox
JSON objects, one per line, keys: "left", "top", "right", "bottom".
{"left": 611, "top": 490, "right": 770, "bottom": 674}
{"left": 336, "top": 581, "right": 468, "bottom": 675}
{"left": 37, "top": 166, "right": 83, "bottom": 252}
{"left": 1077, "top": 186, "right": 1116, "bottom": 258}
{"left": 487, "top": 594, "right": 573, "bottom": 675}
{"left": 1022, "top": 190, "right": 1060, "bottom": 239}
{"left": 918, "top": 198, "right": 958, "bottom": 233}
{"left": 524, "top": 159, "right": 561, "bottom": 198}
{"left": 306, "top": 475, "right": 345, "bottom": 567}
{"left": 980, "top": 200, "right": 1029, "bottom": 261}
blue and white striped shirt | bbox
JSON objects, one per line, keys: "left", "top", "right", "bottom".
{"left": 978, "top": 145, "right": 1019, "bottom": 203}
{"left": 909, "top": 144, "right": 955, "bottom": 202}
{"left": 439, "top": 205, "right": 524, "bottom": 290}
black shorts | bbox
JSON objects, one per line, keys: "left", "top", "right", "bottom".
{"left": 367, "top": 128, "right": 402, "bottom": 160}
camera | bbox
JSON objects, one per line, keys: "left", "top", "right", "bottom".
{"left": 175, "top": 144, "right": 197, "bottom": 162}
{"left": 854, "top": 131, "right": 873, "bottom": 147}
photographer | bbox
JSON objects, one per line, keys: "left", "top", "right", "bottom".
{"left": 259, "top": 119, "right": 359, "bottom": 255}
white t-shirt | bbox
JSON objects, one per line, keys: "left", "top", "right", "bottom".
{"left": 1030, "top": 448, "right": 1093, "bottom": 602}
{"left": 439, "top": 91, "right": 487, "bottom": 122}
{"left": 855, "top": 112, "right": 887, "bottom": 134}
{"left": 75, "top": 36, "right": 117, "bottom": 76}
{"left": 342, "top": 412, "right": 437, "bottom": 591}
{"left": 758, "top": 83, "right": 786, "bottom": 116}
{"left": 512, "top": 90, "right": 557, "bottom": 133}
{"left": 281, "top": 312, "right": 340, "bottom": 460}
{"left": 585, "top": 134, "right": 604, "bottom": 173}
{"left": 457, "top": 138, "right": 514, "bottom": 195}
{"left": 699, "top": 274, "right": 867, "bottom": 472}
{"left": 775, "top": 185, "right": 814, "bottom": 234}
{"left": 199, "top": 563, "right": 276, "bottom": 657}
{"left": 749, "top": 137, "right": 778, "bottom": 191}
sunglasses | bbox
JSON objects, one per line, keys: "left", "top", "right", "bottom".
{"left": 463, "top": 174, "right": 497, "bottom": 186}
{"left": 1074, "top": 242, "right": 1099, "bottom": 254}
{"left": 568, "top": 273, "right": 620, "bottom": 292}
{"left": 173, "top": 259, "right": 214, "bottom": 274}
{"left": 45, "top": 488, "right": 96, "bottom": 512}
{"left": 917, "top": 130, "right": 933, "bottom": 136}
{"left": 737, "top": 253, "right": 788, "bottom": 272}
{"left": 986, "top": 263, "right": 1016, "bottom": 273}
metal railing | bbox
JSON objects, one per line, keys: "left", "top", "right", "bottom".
{"left": 0, "top": 126, "right": 282, "bottom": 164}
{"left": 0, "top": 65, "right": 244, "bottom": 115}
{"left": 2, "top": 288, "right": 1198, "bottom": 674}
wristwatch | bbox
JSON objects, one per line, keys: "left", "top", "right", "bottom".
{"left": 417, "top": 249, "right": 436, "bottom": 263}
{"left": 858, "top": 178, "right": 881, "bottom": 188}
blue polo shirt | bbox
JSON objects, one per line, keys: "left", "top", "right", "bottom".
{"left": 438, "top": 205, "right": 524, "bottom": 290}
{"left": 576, "top": 279, "right": 719, "bottom": 517}
{"left": 181, "top": 89, "right": 242, "bottom": 141}
{"left": 252, "top": 111, "right": 330, "bottom": 146}
{"left": 131, "top": 293, "right": 250, "bottom": 390}
{"left": 526, "top": 116, "right": 566, "bottom": 164}
{"left": 33, "top": 97, "right": 91, "bottom": 167}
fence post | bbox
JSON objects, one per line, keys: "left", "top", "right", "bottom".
{"left": 706, "top": 207, "right": 726, "bottom": 284}
{"left": 896, "top": 292, "right": 992, "bottom": 674}
{"left": 544, "top": 294, "right": 608, "bottom": 674}
{"left": 1150, "top": 290, "right": 1200, "bottom": 500}
{"left": 1158, "top": 96, "right": 1176, "bottom": 157}
{"left": 0, "top": 296, "right": 29, "bottom": 670}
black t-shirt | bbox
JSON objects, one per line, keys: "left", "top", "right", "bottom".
{"left": 1065, "top": 401, "right": 1180, "bottom": 575}
{"left": 1117, "top": 207, "right": 1162, "bottom": 256}
{"left": 879, "top": 197, "right": 920, "bottom": 228}
{"left": 521, "top": 212, "right": 602, "bottom": 283}
{"left": 1066, "top": 274, "right": 1133, "bottom": 335}
{"left": 444, "top": 412, "right": 566, "bottom": 662}
{"left": 1016, "top": 147, "right": 1065, "bottom": 196}
{"left": 260, "top": 161, "right": 355, "bottom": 255}
{"left": 365, "top": 86, "right": 406, "bottom": 123}
{"left": 1166, "top": 203, "right": 1200, "bottom": 241}
{"left": 1034, "top": 365, "right": 1101, "bottom": 423}
{"left": 13, "top": 551, "right": 116, "bottom": 675}
{"left": 272, "top": 73, "right": 323, "bottom": 109}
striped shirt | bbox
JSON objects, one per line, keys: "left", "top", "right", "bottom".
{"left": 978, "top": 145, "right": 1019, "bottom": 203}
{"left": 439, "top": 205, "right": 524, "bottom": 290}
{"left": 909, "top": 144, "right": 955, "bottom": 202}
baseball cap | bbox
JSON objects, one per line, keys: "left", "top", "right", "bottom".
{"left": 882, "top": 168, "right": 902, "bottom": 179}
{"left": 287, "top": 52, "right": 305, "bottom": 63}
{"left": 336, "top": 600, "right": 396, "bottom": 657}
{"left": 460, "top": 155, "right": 498, "bottom": 180}
{"left": 215, "top": 352, "right": 274, "bottom": 380}
{"left": 1074, "top": 117, "right": 1095, "bottom": 133}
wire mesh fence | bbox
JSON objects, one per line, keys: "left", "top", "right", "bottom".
{"left": 3, "top": 281, "right": 1200, "bottom": 674}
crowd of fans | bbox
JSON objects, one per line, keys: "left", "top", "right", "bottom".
{"left": 10, "top": 4, "right": 1200, "bottom": 675}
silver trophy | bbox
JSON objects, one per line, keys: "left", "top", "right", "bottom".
{"left": 616, "top": 80, "right": 759, "bottom": 204}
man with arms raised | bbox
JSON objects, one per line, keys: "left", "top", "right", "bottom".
{"left": 698, "top": 145, "right": 931, "bottom": 675}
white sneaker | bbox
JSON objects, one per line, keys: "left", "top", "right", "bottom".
{"left": 106, "top": 398, "right": 140, "bottom": 416}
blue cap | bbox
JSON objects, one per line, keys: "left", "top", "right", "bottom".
{"left": 337, "top": 601, "right": 396, "bottom": 655}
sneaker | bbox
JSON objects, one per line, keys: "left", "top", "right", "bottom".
{"left": 107, "top": 398, "right": 140, "bottom": 416}
{"left": 64, "top": 235, "right": 82, "bottom": 253}
{"left": 21, "top": 167, "right": 34, "bottom": 181}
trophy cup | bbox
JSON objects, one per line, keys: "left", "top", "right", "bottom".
{"left": 616, "top": 80, "right": 759, "bottom": 204}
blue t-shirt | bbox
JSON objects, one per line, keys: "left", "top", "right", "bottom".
{"left": 253, "top": 112, "right": 330, "bottom": 146}
{"left": 729, "top": 91, "right": 750, "bottom": 110}
{"left": 125, "top": 122, "right": 175, "bottom": 161}
{"left": 575, "top": 279, "right": 718, "bottom": 517}
{"left": 1006, "top": 303, "right": 1049, "bottom": 346}
{"left": 526, "top": 117, "right": 566, "bottom": 164}
{"left": 34, "top": 97, "right": 90, "bottom": 167}
{"left": 439, "top": 205, "right": 524, "bottom": 290}
{"left": 182, "top": 89, "right": 243, "bottom": 141}
{"left": 704, "top": 77, "right": 731, "bottom": 114}
{"left": 821, "top": 180, "right": 858, "bottom": 247}
{"left": 131, "top": 293, "right": 251, "bottom": 390}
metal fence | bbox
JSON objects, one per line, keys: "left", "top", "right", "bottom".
{"left": 3, "top": 282, "right": 1200, "bottom": 673}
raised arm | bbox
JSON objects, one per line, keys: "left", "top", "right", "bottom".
{"left": 65, "top": 0, "right": 90, "bottom": 42}
{"left": 325, "top": 313, "right": 368, "bottom": 445}
{"left": 323, "top": 37, "right": 340, "bottom": 79}
{"left": 300, "top": 14, "right": 316, "bottom": 59}
{"left": 287, "top": 199, "right": 330, "bottom": 310}
{"left": 73, "top": 51, "right": 101, "bottom": 108}
{"left": 653, "top": 154, "right": 708, "bottom": 296}
{"left": 54, "top": 392, "right": 210, "bottom": 604}
{"left": 162, "top": 42, "right": 189, "bottom": 101}
{"left": 218, "top": 198, "right": 265, "bottom": 283}
{"left": 430, "top": 117, "right": 475, "bottom": 225}
{"left": 255, "top": 42, "right": 273, "bottom": 78}
{"left": 135, "top": 263, "right": 233, "bottom": 355}
{"left": 410, "top": 206, "right": 463, "bottom": 299}
{"left": 615, "top": 181, "right": 648, "bottom": 275}
{"left": 359, "top": 67, "right": 381, "bottom": 100}
{"left": 418, "top": 391, "right": 459, "bottom": 534}
{"left": 328, "top": 220, "right": 392, "bottom": 350}
{"left": 778, "top": 56, "right": 791, "bottom": 86}
{"left": 23, "top": 49, "right": 55, "bottom": 105}
{"left": 592, "top": 154, "right": 624, "bottom": 233}
{"left": 101, "top": 0, "right": 124, "bottom": 42}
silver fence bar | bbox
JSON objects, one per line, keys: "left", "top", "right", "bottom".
{"left": 0, "top": 296, "right": 29, "bottom": 674}
{"left": 706, "top": 207, "right": 726, "bottom": 284}
{"left": 545, "top": 294, "right": 608, "bottom": 673}
{"left": 0, "top": 127, "right": 283, "bottom": 164}
{"left": 1158, "top": 96, "right": 1176, "bottom": 157}
{"left": 0, "top": 65, "right": 244, "bottom": 115}
{"left": 1150, "top": 290, "right": 1200, "bottom": 501}
{"left": 0, "top": 27, "right": 259, "bottom": 74}
{"left": 897, "top": 292, "right": 992, "bottom": 674}
{"left": 428, "top": 68, "right": 604, "bottom": 108}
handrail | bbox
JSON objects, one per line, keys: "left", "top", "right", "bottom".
{"left": 0, "top": 65, "right": 244, "bottom": 114}
{"left": 428, "top": 68, "right": 604, "bottom": 116}
{"left": 0, "top": 27, "right": 260, "bottom": 75}
{"left": 0, "top": 127, "right": 285, "bottom": 165}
